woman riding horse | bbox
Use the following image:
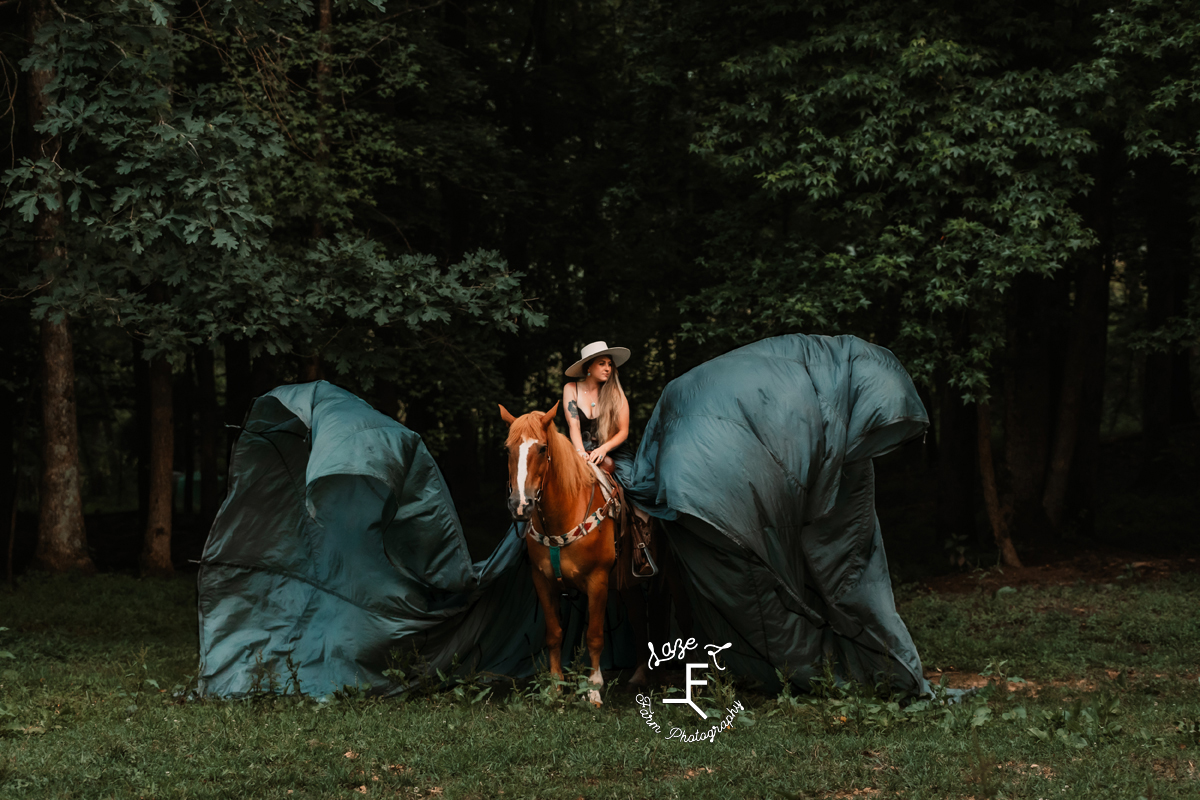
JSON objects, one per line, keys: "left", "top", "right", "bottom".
{"left": 562, "top": 341, "right": 632, "bottom": 476}
{"left": 500, "top": 342, "right": 690, "bottom": 701}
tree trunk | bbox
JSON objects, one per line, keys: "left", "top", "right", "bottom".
{"left": 28, "top": 0, "right": 93, "bottom": 574}
{"left": 250, "top": 352, "right": 281, "bottom": 397}
{"left": 6, "top": 488, "right": 16, "bottom": 589}
{"left": 1068, "top": 174, "right": 1118, "bottom": 537}
{"left": 224, "top": 337, "right": 252, "bottom": 456}
{"left": 300, "top": 353, "right": 325, "bottom": 383}
{"left": 134, "top": 338, "right": 151, "bottom": 531}
{"left": 1002, "top": 273, "right": 1057, "bottom": 541}
{"left": 442, "top": 411, "right": 481, "bottom": 510}
{"left": 302, "top": 0, "right": 333, "bottom": 378}
{"left": 195, "top": 346, "right": 221, "bottom": 528}
{"left": 180, "top": 355, "right": 195, "bottom": 515}
{"left": 1143, "top": 160, "right": 1197, "bottom": 438}
{"left": 5, "top": 375, "right": 33, "bottom": 588}
{"left": 935, "top": 381, "right": 976, "bottom": 547}
{"left": 35, "top": 316, "right": 93, "bottom": 573}
{"left": 978, "top": 401, "right": 1021, "bottom": 568}
{"left": 1042, "top": 261, "right": 1110, "bottom": 530}
{"left": 1, "top": 330, "right": 16, "bottom": 582}
{"left": 1069, "top": 310, "right": 1109, "bottom": 539}
{"left": 917, "top": 383, "right": 938, "bottom": 469}
{"left": 141, "top": 353, "right": 174, "bottom": 577}
{"left": 374, "top": 380, "right": 401, "bottom": 422}
{"left": 1169, "top": 349, "right": 1197, "bottom": 425}
{"left": 310, "top": 0, "right": 332, "bottom": 242}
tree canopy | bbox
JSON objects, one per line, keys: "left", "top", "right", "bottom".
{"left": 2, "top": 0, "right": 1198, "bottom": 574}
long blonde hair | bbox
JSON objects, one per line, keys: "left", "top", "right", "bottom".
{"left": 585, "top": 359, "right": 627, "bottom": 445}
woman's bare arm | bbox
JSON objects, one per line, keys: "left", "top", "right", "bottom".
{"left": 563, "top": 383, "right": 587, "bottom": 456}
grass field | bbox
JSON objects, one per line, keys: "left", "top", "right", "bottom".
{"left": 3, "top": 569, "right": 1200, "bottom": 799}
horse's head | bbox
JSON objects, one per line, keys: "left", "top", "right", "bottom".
{"left": 498, "top": 401, "right": 560, "bottom": 521}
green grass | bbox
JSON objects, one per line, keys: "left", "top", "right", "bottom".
{"left": 899, "top": 574, "right": 1200, "bottom": 679}
{"left": 3, "top": 572, "right": 1200, "bottom": 799}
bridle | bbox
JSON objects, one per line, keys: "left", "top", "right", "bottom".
{"left": 510, "top": 439, "right": 609, "bottom": 544}
{"left": 508, "top": 437, "right": 551, "bottom": 529}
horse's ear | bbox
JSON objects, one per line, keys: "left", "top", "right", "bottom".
{"left": 541, "top": 401, "right": 560, "bottom": 430}
{"left": 498, "top": 404, "right": 517, "bottom": 426}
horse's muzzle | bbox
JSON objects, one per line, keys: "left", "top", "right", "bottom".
{"left": 508, "top": 490, "right": 532, "bottom": 521}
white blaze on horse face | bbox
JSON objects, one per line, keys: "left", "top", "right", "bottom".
{"left": 516, "top": 437, "right": 536, "bottom": 514}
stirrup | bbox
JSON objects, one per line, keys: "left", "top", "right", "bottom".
{"left": 634, "top": 541, "right": 659, "bottom": 578}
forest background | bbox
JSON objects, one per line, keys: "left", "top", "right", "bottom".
{"left": 1, "top": 0, "right": 1198, "bottom": 580}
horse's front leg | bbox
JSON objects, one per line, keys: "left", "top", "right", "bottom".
{"left": 584, "top": 569, "right": 610, "bottom": 706}
{"left": 530, "top": 559, "right": 565, "bottom": 688}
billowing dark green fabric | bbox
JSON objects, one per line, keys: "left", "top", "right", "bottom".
{"left": 196, "top": 382, "right": 551, "bottom": 698}
{"left": 623, "top": 334, "right": 929, "bottom": 694}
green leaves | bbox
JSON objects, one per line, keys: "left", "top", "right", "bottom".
{"left": 147, "top": 1, "right": 169, "bottom": 27}
{"left": 2, "top": 0, "right": 544, "bottom": 379}
{"left": 210, "top": 229, "right": 238, "bottom": 251}
{"left": 1025, "top": 693, "right": 1124, "bottom": 748}
{"left": 664, "top": 0, "right": 1170, "bottom": 397}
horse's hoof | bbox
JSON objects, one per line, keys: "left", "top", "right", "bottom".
{"left": 588, "top": 689, "right": 602, "bottom": 706}
{"left": 629, "top": 665, "right": 649, "bottom": 686}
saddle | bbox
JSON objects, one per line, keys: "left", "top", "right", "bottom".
{"left": 590, "top": 459, "right": 659, "bottom": 590}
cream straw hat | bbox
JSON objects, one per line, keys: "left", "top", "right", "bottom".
{"left": 565, "top": 341, "right": 631, "bottom": 378}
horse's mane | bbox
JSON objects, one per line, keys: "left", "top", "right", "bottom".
{"left": 507, "top": 411, "right": 594, "bottom": 500}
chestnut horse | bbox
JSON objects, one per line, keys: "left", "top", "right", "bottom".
{"left": 499, "top": 401, "right": 620, "bottom": 705}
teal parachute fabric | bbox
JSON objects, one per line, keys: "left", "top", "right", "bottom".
{"left": 198, "top": 383, "right": 540, "bottom": 697}
{"left": 623, "top": 334, "right": 929, "bottom": 694}
{"left": 198, "top": 334, "right": 929, "bottom": 697}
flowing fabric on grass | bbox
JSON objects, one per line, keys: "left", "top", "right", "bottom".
{"left": 623, "top": 335, "right": 930, "bottom": 694}
{"left": 197, "top": 334, "right": 929, "bottom": 697}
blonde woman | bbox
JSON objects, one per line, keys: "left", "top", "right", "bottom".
{"left": 562, "top": 341, "right": 631, "bottom": 470}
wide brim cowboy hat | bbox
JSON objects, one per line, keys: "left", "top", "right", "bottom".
{"left": 565, "top": 341, "right": 631, "bottom": 378}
